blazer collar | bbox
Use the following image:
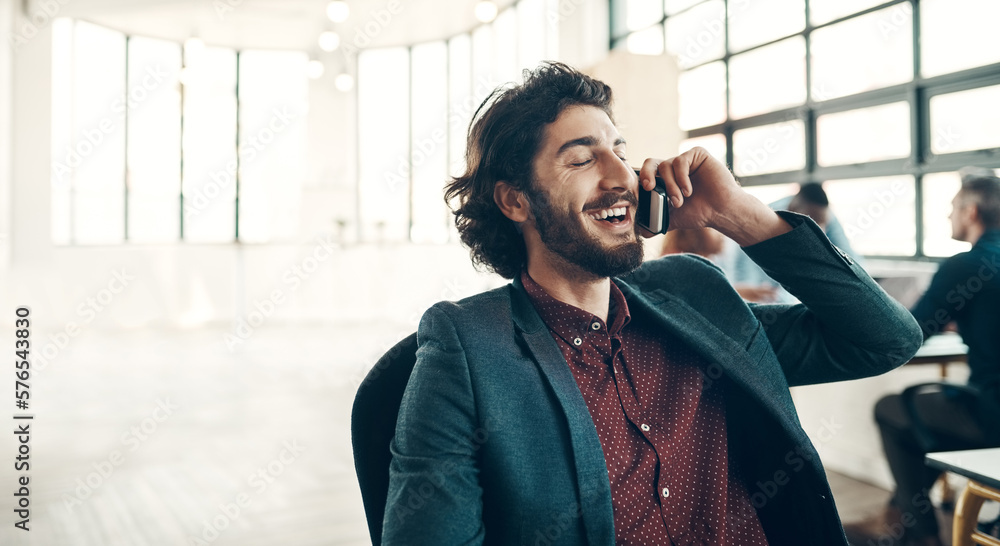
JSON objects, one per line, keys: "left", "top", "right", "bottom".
{"left": 508, "top": 274, "right": 616, "bottom": 545}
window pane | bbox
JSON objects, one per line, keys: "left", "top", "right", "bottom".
{"left": 411, "top": 42, "right": 450, "bottom": 244}
{"left": 930, "top": 85, "right": 1000, "bottom": 155}
{"left": 665, "top": 0, "right": 725, "bottom": 69}
{"left": 809, "top": 0, "right": 885, "bottom": 26}
{"left": 921, "top": 0, "right": 1000, "bottom": 77}
{"left": 51, "top": 18, "right": 73, "bottom": 244}
{"left": 817, "top": 102, "right": 910, "bottom": 166}
{"left": 726, "top": 0, "right": 804, "bottom": 53}
{"left": 237, "top": 50, "right": 308, "bottom": 243}
{"left": 127, "top": 36, "right": 181, "bottom": 243}
{"left": 71, "top": 21, "right": 126, "bottom": 244}
{"left": 732, "top": 120, "right": 805, "bottom": 176}
{"left": 678, "top": 60, "right": 726, "bottom": 130}
{"left": 449, "top": 35, "right": 473, "bottom": 180}
{"left": 626, "top": 24, "right": 665, "bottom": 55}
{"left": 728, "top": 37, "right": 805, "bottom": 119}
{"left": 472, "top": 25, "right": 495, "bottom": 105}
{"left": 627, "top": 0, "right": 663, "bottom": 30}
{"left": 825, "top": 175, "right": 916, "bottom": 256}
{"left": 493, "top": 8, "right": 519, "bottom": 83}
{"left": 679, "top": 133, "right": 726, "bottom": 162}
{"left": 810, "top": 5, "right": 913, "bottom": 101}
{"left": 182, "top": 44, "right": 237, "bottom": 243}
{"left": 922, "top": 172, "right": 971, "bottom": 257}
{"left": 517, "top": 0, "right": 547, "bottom": 71}
{"left": 358, "top": 48, "right": 410, "bottom": 243}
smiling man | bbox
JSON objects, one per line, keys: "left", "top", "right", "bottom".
{"left": 381, "top": 62, "right": 923, "bottom": 545}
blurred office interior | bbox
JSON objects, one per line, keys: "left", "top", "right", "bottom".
{"left": 1, "top": 0, "right": 999, "bottom": 543}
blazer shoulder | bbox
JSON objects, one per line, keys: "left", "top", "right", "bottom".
{"left": 619, "top": 253, "right": 733, "bottom": 294}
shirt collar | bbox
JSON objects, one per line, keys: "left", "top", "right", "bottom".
{"left": 520, "top": 270, "right": 631, "bottom": 350}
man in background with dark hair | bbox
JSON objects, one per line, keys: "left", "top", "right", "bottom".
{"left": 382, "top": 62, "right": 922, "bottom": 545}
{"left": 845, "top": 174, "right": 1000, "bottom": 546}
{"left": 719, "top": 182, "right": 862, "bottom": 303}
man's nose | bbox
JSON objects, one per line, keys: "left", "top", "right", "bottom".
{"left": 598, "top": 153, "right": 634, "bottom": 192}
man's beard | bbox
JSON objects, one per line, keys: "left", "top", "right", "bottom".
{"left": 524, "top": 183, "right": 644, "bottom": 279}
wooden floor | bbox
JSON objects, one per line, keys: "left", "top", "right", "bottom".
{"left": 0, "top": 324, "right": 967, "bottom": 545}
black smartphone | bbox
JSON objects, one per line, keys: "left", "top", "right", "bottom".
{"left": 635, "top": 169, "right": 669, "bottom": 235}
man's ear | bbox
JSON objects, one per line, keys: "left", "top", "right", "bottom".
{"left": 494, "top": 181, "right": 531, "bottom": 223}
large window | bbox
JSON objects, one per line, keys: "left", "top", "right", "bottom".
{"left": 51, "top": 20, "right": 308, "bottom": 244}
{"left": 355, "top": 0, "right": 559, "bottom": 243}
{"left": 611, "top": 0, "right": 1000, "bottom": 258}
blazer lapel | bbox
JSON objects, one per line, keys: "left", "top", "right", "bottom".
{"left": 508, "top": 279, "right": 616, "bottom": 546}
{"left": 614, "top": 279, "right": 797, "bottom": 425}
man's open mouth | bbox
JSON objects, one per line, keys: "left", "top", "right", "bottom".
{"left": 588, "top": 206, "right": 629, "bottom": 224}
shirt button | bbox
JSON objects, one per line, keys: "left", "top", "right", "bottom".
{"left": 662, "top": 487, "right": 669, "bottom": 498}
{"left": 572, "top": 337, "right": 582, "bottom": 346}
{"left": 640, "top": 423, "right": 651, "bottom": 432}
{"left": 591, "top": 322, "right": 601, "bottom": 330}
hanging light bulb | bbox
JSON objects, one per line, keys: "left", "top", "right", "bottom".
{"left": 474, "top": 1, "right": 498, "bottom": 23}
{"left": 318, "top": 31, "right": 341, "bottom": 52}
{"left": 334, "top": 73, "right": 354, "bottom": 92}
{"left": 326, "top": 1, "right": 350, "bottom": 23}
{"left": 307, "top": 60, "right": 326, "bottom": 80}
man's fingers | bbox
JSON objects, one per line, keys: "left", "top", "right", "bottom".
{"left": 639, "top": 158, "right": 660, "bottom": 191}
{"left": 657, "top": 159, "right": 685, "bottom": 208}
{"left": 671, "top": 154, "right": 696, "bottom": 200}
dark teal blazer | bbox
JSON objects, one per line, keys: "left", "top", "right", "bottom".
{"left": 383, "top": 214, "right": 922, "bottom": 545}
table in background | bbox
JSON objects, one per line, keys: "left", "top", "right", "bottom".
{"left": 926, "top": 448, "right": 1000, "bottom": 546}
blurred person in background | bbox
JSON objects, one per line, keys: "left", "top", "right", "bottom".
{"left": 844, "top": 173, "right": 1000, "bottom": 546}
{"left": 660, "top": 227, "right": 778, "bottom": 302}
{"left": 719, "top": 182, "right": 862, "bottom": 303}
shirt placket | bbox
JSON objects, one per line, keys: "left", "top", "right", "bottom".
{"left": 604, "top": 328, "right": 678, "bottom": 534}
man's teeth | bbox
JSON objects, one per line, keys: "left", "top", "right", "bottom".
{"left": 589, "top": 207, "right": 627, "bottom": 220}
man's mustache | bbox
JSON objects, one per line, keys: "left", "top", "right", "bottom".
{"left": 584, "top": 191, "right": 638, "bottom": 212}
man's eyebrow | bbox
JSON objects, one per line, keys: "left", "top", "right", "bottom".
{"left": 555, "top": 136, "right": 627, "bottom": 156}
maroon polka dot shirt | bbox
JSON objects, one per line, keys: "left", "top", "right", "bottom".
{"left": 522, "top": 271, "right": 769, "bottom": 545}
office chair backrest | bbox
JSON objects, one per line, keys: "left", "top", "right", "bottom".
{"left": 351, "top": 333, "right": 419, "bottom": 546}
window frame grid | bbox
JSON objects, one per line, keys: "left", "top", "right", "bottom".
{"left": 610, "top": 0, "right": 1000, "bottom": 258}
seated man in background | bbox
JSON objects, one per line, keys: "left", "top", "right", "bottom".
{"left": 660, "top": 227, "right": 779, "bottom": 302}
{"left": 844, "top": 173, "right": 1000, "bottom": 546}
{"left": 719, "top": 182, "right": 861, "bottom": 303}
{"left": 382, "top": 62, "right": 922, "bottom": 545}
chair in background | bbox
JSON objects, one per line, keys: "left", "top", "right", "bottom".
{"left": 351, "top": 333, "right": 418, "bottom": 546}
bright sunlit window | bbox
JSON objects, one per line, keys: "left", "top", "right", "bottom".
{"left": 612, "top": 0, "right": 1000, "bottom": 258}
{"left": 355, "top": 0, "right": 558, "bottom": 244}
{"left": 52, "top": 20, "right": 310, "bottom": 245}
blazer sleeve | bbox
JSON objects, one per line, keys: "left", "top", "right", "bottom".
{"left": 741, "top": 212, "right": 923, "bottom": 386}
{"left": 382, "top": 303, "right": 486, "bottom": 546}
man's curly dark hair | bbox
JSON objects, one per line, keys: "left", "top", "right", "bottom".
{"left": 443, "top": 62, "right": 615, "bottom": 279}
